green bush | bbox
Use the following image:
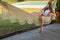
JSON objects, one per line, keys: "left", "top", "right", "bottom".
{"left": 56, "top": 0, "right": 60, "bottom": 12}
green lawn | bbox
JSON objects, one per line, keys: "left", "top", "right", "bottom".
{"left": 0, "top": 17, "right": 36, "bottom": 36}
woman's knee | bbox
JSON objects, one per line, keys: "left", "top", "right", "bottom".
{"left": 41, "top": 16, "right": 46, "bottom": 21}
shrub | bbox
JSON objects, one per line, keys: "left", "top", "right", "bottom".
{"left": 56, "top": 0, "right": 60, "bottom": 12}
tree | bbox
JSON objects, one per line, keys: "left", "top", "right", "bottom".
{"left": 56, "top": 0, "right": 60, "bottom": 12}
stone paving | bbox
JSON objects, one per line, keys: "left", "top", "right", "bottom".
{"left": 1, "top": 23, "right": 60, "bottom": 40}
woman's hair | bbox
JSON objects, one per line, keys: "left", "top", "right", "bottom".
{"left": 44, "top": 2, "right": 53, "bottom": 13}
{"left": 49, "top": 2, "right": 53, "bottom": 13}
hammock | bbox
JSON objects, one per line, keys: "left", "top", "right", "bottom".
{"left": 1, "top": 1, "right": 52, "bottom": 26}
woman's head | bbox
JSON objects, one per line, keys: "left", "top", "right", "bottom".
{"left": 44, "top": 2, "right": 53, "bottom": 13}
{"left": 45, "top": 2, "right": 52, "bottom": 10}
{"left": 48, "top": 2, "right": 53, "bottom": 13}
{"left": 48, "top": 2, "right": 52, "bottom": 8}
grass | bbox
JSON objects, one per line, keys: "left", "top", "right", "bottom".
{"left": 0, "top": 17, "right": 36, "bottom": 36}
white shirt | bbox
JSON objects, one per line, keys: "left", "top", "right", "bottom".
{"left": 44, "top": 9, "right": 50, "bottom": 16}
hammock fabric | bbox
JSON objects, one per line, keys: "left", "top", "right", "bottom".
{"left": 1, "top": 1, "right": 52, "bottom": 26}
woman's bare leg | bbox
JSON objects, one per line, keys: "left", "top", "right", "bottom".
{"left": 40, "top": 16, "right": 45, "bottom": 32}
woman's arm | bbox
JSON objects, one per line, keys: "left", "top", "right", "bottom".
{"left": 37, "top": 3, "right": 48, "bottom": 17}
{"left": 37, "top": 9, "right": 44, "bottom": 17}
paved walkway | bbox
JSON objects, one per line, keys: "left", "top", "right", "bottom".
{"left": 1, "top": 23, "right": 60, "bottom": 40}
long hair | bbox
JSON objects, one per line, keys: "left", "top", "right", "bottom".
{"left": 48, "top": 2, "right": 53, "bottom": 13}
{"left": 44, "top": 2, "right": 53, "bottom": 13}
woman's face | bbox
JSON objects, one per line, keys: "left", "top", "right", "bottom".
{"left": 47, "top": 2, "right": 52, "bottom": 9}
{"left": 46, "top": 5, "right": 49, "bottom": 9}
{"left": 47, "top": 5, "right": 49, "bottom": 8}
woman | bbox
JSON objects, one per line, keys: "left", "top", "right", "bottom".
{"left": 38, "top": 2, "right": 56, "bottom": 32}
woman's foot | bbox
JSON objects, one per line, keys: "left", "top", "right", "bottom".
{"left": 39, "top": 28, "right": 43, "bottom": 33}
{"left": 40, "top": 29, "right": 43, "bottom": 33}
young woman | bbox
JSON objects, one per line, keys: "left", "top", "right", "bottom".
{"left": 38, "top": 2, "right": 56, "bottom": 32}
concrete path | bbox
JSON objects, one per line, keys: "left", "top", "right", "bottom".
{"left": 1, "top": 23, "right": 60, "bottom": 40}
